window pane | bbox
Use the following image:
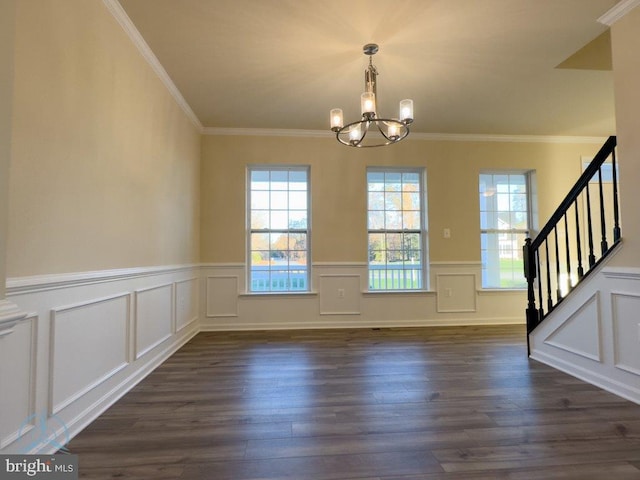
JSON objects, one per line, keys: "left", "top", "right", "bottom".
{"left": 385, "top": 172, "right": 402, "bottom": 191}
{"left": 403, "top": 211, "right": 420, "bottom": 230}
{"left": 251, "top": 170, "right": 270, "bottom": 190}
{"left": 368, "top": 211, "right": 384, "bottom": 230}
{"left": 271, "top": 211, "right": 288, "bottom": 229}
{"left": 289, "top": 170, "right": 307, "bottom": 190}
{"left": 270, "top": 191, "right": 288, "bottom": 209}
{"left": 367, "top": 171, "right": 385, "bottom": 191}
{"left": 402, "top": 172, "right": 420, "bottom": 191}
{"left": 270, "top": 171, "right": 288, "bottom": 190}
{"left": 289, "top": 210, "right": 307, "bottom": 229}
{"left": 251, "top": 210, "right": 269, "bottom": 229}
{"left": 403, "top": 192, "right": 421, "bottom": 211}
{"left": 368, "top": 192, "right": 384, "bottom": 210}
{"left": 289, "top": 191, "right": 307, "bottom": 209}
{"left": 385, "top": 192, "right": 402, "bottom": 210}
{"left": 385, "top": 211, "right": 402, "bottom": 230}
{"left": 251, "top": 191, "right": 269, "bottom": 209}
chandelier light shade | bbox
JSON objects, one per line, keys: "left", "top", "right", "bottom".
{"left": 330, "top": 44, "right": 413, "bottom": 148}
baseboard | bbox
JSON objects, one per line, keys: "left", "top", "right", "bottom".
{"left": 530, "top": 350, "right": 640, "bottom": 405}
{"left": 200, "top": 316, "right": 524, "bottom": 331}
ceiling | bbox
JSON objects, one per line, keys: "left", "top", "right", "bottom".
{"left": 118, "top": 0, "right": 619, "bottom": 136}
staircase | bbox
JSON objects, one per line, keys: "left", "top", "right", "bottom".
{"left": 523, "top": 136, "right": 620, "bottom": 350}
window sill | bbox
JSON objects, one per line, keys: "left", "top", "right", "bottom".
{"left": 239, "top": 291, "right": 318, "bottom": 298}
{"left": 362, "top": 289, "right": 435, "bottom": 296}
{"left": 478, "top": 288, "right": 526, "bottom": 294}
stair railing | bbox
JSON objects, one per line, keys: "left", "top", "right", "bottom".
{"left": 523, "top": 136, "right": 620, "bottom": 338}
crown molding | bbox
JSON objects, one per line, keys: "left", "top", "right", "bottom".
{"left": 102, "top": 0, "right": 203, "bottom": 132}
{"left": 410, "top": 133, "right": 608, "bottom": 144}
{"left": 598, "top": 0, "right": 640, "bottom": 26}
{"left": 202, "top": 127, "right": 333, "bottom": 138}
{"left": 203, "top": 127, "right": 607, "bottom": 144}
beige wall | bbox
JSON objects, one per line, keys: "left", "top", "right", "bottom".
{"left": 610, "top": 6, "right": 640, "bottom": 267}
{"left": 7, "top": 0, "right": 201, "bottom": 277}
{"left": 201, "top": 134, "right": 602, "bottom": 266}
{"left": 0, "top": 0, "right": 16, "bottom": 297}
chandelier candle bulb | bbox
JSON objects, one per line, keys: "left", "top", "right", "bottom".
{"left": 349, "top": 125, "right": 362, "bottom": 142}
{"left": 400, "top": 99, "right": 414, "bottom": 124}
{"left": 330, "top": 109, "right": 344, "bottom": 131}
{"left": 388, "top": 123, "right": 399, "bottom": 139}
{"left": 361, "top": 92, "right": 376, "bottom": 116}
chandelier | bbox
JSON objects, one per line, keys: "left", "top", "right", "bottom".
{"left": 330, "top": 44, "right": 413, "bottom": 148}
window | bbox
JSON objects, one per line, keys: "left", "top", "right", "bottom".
{"left": 367, "top": 168, "right": 426, "bottom": 290}
{"left": 479, "top": 172, "right": 532, "bottom": 289}
{"left": 248, "top": 167, "right": 309, "bottom": 292}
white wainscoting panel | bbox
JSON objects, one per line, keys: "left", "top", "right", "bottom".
{"left": 544, "top": 292, "right": 602, "bottom": 362}
{"left": 0, "top": 315, "right": 37, "bottom": 448}
{"left": 319, "top": 275, "right": 361, "bottom": 315}
{"left": 206, "top": 276, "right": 239, "bottom": 317}
{"left": 530, "top": 264, "right": 640, "bottom": 405}
{"left": 2, "top": 265, "right": 200, "bottom": 454}
{"left": 611, "top": 292, "right": 640, "bottom": 376}
{"left": 50, "top": 294, "right": 130, "bottom": 415}
{"left": 436, "top": 273, "right": 477, "bottom": 313}
{"left": 135, "top": 284, "right": 173, "bottom": 359}
{"left": 175, "top": 277, "right": 199, "bottom": 332}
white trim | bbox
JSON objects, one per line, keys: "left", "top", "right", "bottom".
{"left": 101, "top": 0, "right": 203, "bottom": 131}
{"left": 6, "top": 264, "right": 199, "bottom": 295}
{"left": 603, "top": 267, "right": 640, "bottom": 280}
{"left": 200, "top": 316, "right": 524, "bottom": 331}
{"left": 203, "top": 127, "right": 608, "bottom": 144}
{"left": 430, "top": 261, "right": 482, "bottom": 266}
{"left": 530, "top": 349, "right": 640, "bottom": 405}
{"left": 598, "top": 0, "right": 640, "bottom": 26}
{"left": 313, "top": 262, "right": 368, "bottom": 268}
{"left": 33, "top": 326, "right": 199, "bottom": 454}
{"left": 412, "top": 133, "right": 608, "bottom": 144}
{"left": 200, "top": 263, "right": 245, "bottom": 269}
{"left": 0, "top": 299, "right": 28, "bottom": 336}
{"left": 49, "top": 293, "right": 132, "bottom": 415}
{"left": 204, "top": 127, "right": 332, "bottom": 138}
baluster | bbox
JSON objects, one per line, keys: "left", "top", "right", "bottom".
{"left": 611, "top": 146, "right": 621, "bottom": 242}
{"left": 554, "top": 226, "right": 562, "bottom": 301}
{"left": 598, "top": 166, "right": 608, "bottom": 255}
{"left": 545, "top": 240, "right": 553, "bottom": 312}
{"left": 585, "top": 182, "right": 596, "bottom": 267}
{"left": 574, "top": 199, "right": 584, "bottom": 278}
{"left": 564, "top": 214, "right": 571, "bottom": 292}
{"left": 536, "top": 249, "right": 544, "bottom": 319}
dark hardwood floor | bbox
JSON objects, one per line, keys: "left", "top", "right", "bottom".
{"left": 68, "top": 325, "right": 640, "bottom": 479}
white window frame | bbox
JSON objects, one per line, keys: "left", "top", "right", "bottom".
{"left": 479, "top": 171, "right": 534, "bottom": 289}
{"left": 247, "top": 166, "right": 311, "bottom": 293}
{"left": 366, "top": 167, "right": 428, "bottom": 291}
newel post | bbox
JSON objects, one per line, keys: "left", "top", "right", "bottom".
{"left": 523, "top": 238, "right": 538, "bottom": 353}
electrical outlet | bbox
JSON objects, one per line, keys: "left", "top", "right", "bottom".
{"left": 338, "top": 288, "right": 345, "bottom": 298}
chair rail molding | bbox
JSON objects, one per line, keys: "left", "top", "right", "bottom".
{"left": 0, "top": 299, "right": 27, "bottom": 337}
